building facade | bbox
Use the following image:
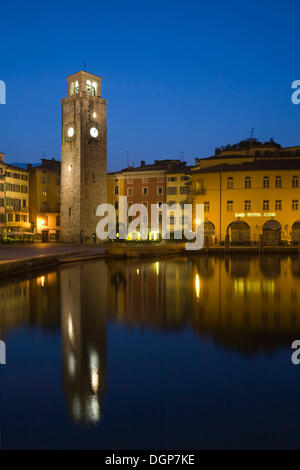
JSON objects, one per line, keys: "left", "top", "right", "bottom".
{"left": 28, "top": 158, "right": 61, "bottom": 241}
{"left": 60, "top": 70, "right": 107, "bottom": 243}
{"left": 190, "top": 139, "right": 300, "bottom": 245}
{"left": 0, "top": 153, "right": 5, "bottom": 226}
{"left": 0, "top": 153, "right": 30, "bottom": 234}
{"left": 108, "top": 159, "right": 187, "bottom": 239}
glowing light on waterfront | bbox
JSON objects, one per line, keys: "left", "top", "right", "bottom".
{"left": 37, "top": 217, "right": 45, "bottom": 229}
{"left": 127, "top": 231, "right": 141, "bottom": 241}
{"left": 156, "top": 262, "right": 159, "bottom": 275}
{"left": 195, "top": 273, "right": 200, "bottom": 298}
{"left": 149, "top": 231, "right": 160, "bottom": 241}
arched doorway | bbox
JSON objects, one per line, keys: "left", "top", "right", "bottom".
{"left": 292, "top": 221, "right": 300, "bottom": 245}
{"left": 204, "top": 221, "right": 215, "bottom": 246}
{"left": 263, "top": 220, "right": 281, "bottom": 245}
{"left": 227, "top": 221, "right": 250, "bottom": 244}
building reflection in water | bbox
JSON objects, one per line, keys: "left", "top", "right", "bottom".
{"left": 60, "top": 262, "right": 107, "bottom": 424}
{"left": 1, "top": 256, "right": 300, "bottom": 425}
{"left": 107, "top": 255, "right": 300, "bottom": 354}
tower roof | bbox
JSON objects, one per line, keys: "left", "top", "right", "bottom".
{"left": 66, "top": 70, "right": 103, "bottom": 80}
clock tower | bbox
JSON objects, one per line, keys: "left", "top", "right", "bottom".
{"left": 60, "top": 71, "right": 107, "bottom": 243}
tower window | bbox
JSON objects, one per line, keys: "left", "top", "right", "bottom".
{"left": 70, "top": 80, "right": 79, "bottom": 96}
{"left": 86, "top": 80, "right": 97, "bottom": 96}
{"left": 69, "top": 207, "right": 72, "bottom": 216}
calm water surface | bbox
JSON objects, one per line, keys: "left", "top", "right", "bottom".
{"left": 1, "top": 255, "right": 300, "bottom": 449}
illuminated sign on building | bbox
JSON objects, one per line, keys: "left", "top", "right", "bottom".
{"left": 235, "top": 212, "right": 276, "bottom": 218}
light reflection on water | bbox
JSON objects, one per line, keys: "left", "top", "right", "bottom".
{"left": 1, "top": 255, "right": 300, "bottom": 449}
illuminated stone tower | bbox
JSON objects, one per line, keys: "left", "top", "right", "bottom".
{"left": 60, "top": 71, "right": 107, "bottom": 243}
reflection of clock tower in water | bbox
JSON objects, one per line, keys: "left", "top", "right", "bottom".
{"left": 61, "top": 71, "right": 107, "bottom": 243}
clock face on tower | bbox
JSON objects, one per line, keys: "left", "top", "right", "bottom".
{"left": 65, "top": 123, "right": 76, "bottom": 142}
{"left": 67, "top": 127, "right": 75, "bottom": 138}
{"left": 90, "top": 127, "right": 99, "bottom": 138}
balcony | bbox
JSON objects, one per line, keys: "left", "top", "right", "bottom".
{"left": 190, "top": 188, "right": 206, "bottom": 195}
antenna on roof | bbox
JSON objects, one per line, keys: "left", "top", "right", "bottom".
{"left": 250, "top": 128, "right": 255, "bottom": 141}
{"left": 83, "top": 61, "right": 87, "bottom": 72}
{"left": 180, "top": 150, "right": 184, "bottom": 162}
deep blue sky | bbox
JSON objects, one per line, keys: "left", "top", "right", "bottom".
{"left": 0, "top": 0, "right": 299, "bottom": 172}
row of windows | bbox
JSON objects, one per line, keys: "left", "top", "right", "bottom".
{"left": 203, "top": 200, "right": 299, "bottom": 212}
{"left": 5, "top": 171, "right": 28, "bottom": 180}
{"left": 40, "top": 202, "right": 60, "bottom": 212}
{"left": 5, "top": 214, "right": 28, "bottom": 222}
{"left": 167, "top": 176, "right": 190, "bottom": 182}
{"left": 0, "top": 178, "right": 58, "bottom": 190}
{"left": 114, "top": 201, "right": 187, "bottom": 210}
{"left": 226, "top": 175, "right": 299, "bottom": 189}
{"left": 41, "top": 176, "right": 60, "bottom": 185}
{"left": 5, "top": 183, "right": 28, "bottom": 193}
{"left": 126, "top": 215, "right": 190, "bottom": 224}
{"left": 115, "top": 186, "right": 188, "bottom": 196}
{"left": 115, "top": 176, "right": 178, "bottom": 184}
{"left": 167, "top": 186, "right": 189, "bottom": 195}
{"left": 5, "top": 198, "right": 27, "bottom": 210}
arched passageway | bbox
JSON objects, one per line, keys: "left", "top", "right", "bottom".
{"left": 204, "top": 221, "right": 215, "bottom": 246}
{"left": 291, "top": 221, "right": 300, "bottom": 245}
{"left": 263, "top": 220, "right": 281, "bottom": 246}
{"left": 227, "top": 220, "right": 250, "bottom": 244}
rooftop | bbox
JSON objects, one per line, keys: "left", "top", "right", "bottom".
{"left": 109, "top": 159, "right": 187, "bottom": 175}
{"left": 192, "top": 159, "right": 300, "bottom": 174}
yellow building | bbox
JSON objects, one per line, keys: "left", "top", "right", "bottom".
{"left": 190, "top": 139, "right": 300, "bottom": 245}
{"left": 0, "top": 153, "right": 5, "bottom": 227}
{"left": 3, "top": 161, "right": 30, "bottom": 232}
{"left": 28, "top": 158, "right": 61, "bottom": 241}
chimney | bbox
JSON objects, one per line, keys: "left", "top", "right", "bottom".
{"left": 141, "top": 160, "right": 145, "bottom": 167}
{"left": 27, "top": 163, "right": 32, "bottom": 170}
